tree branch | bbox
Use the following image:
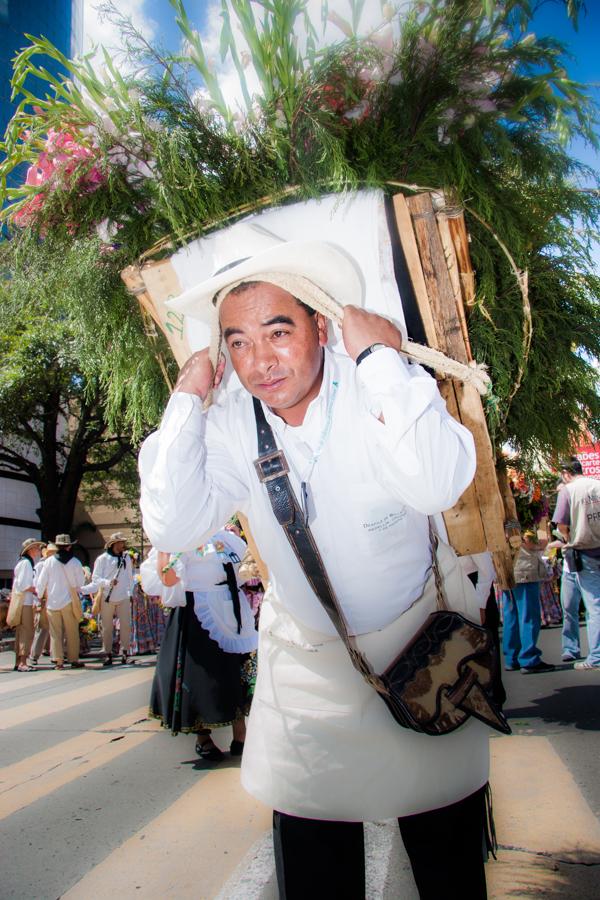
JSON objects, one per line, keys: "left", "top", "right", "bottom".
{"left": 83, "top": 442, "right": 132, "bottom": 473}
{"left": 0, "top": 446, "right": 40, "bottom": 480}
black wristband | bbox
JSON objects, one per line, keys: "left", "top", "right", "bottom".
{"left": 355, "top": 343, "right": 387, "bottom": 367}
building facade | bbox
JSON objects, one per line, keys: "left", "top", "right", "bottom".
{"left": 0, "top": 0, "right": 83, "bottom": 583}
{"left": 0, "top": 0, "right": 83, "bottom": 145}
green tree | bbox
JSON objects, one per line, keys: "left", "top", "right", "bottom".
{"left": 0, "top": 233, "right": 174, "bottom": 538}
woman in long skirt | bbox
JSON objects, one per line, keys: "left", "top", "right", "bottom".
{"left": 140, "top": 529, "right": 258, "bottom": 761}
{"left": 129, "top": 581, "right": 160, "bottom": 654}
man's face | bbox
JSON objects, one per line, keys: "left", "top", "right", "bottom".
{"left": 219, "top": 283, "right": 328, "bottom": 425}
{"left": 112, "top": 541, "right": 126, "bottom": 555}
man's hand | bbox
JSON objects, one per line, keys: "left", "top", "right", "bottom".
{"left": 341, "top": 306, "right": 403, "bottom": 362}
{"left": 174, "top": 349, "right": 226, "bottom": 400}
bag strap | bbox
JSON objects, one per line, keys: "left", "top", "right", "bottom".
{"left": 104, "top": 553, "right": 125, "bottom": 603}
{"left": 252, "top": 398, "right": 446, "bottom": 690}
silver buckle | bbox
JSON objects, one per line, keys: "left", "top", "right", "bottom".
{"left": 254, "top": 450, "right": 289, "bottom": 483}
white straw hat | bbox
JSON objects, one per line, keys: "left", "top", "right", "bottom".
{"left": 167, "top": 232, "right": 364, "bottom": 322}
{"left": 105, "top": 532, "right": 128, "bottom": 549}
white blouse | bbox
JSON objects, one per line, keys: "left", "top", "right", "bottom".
{"left": 140, "top": 530, "right": 258, "bottom": 654}
{"left": 13, "top": 558, "right": 36, "bottom": 607}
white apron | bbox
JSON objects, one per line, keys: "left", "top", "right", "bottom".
{"left": 241, "top": 539, "right": 490, "bottom": 821}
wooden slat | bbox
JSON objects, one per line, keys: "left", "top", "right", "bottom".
{"left": 137, "top": 259, "right": 191, "bottom": 367}
{"left": 121, "top": 264, "right": 175, "bottom": 391}
{"left": 453, "top": 381, "right": 507, "bottom": 553}
{"left": 237, "top": 512, "right": 269, "bottom": 586}
{"left": 406, "top": 193, "right": 468, "bottom": 363}
{"left": 492, "top": 549, "right": 515, "bottom": 591}
{"left": 447, "top": 213, "right": 477, "bottom": 311}
{"left": 435, "top": 209, "right": 473, "bottom": 360}
{"left": 392, "top": 194, "right": 439, "bottom": 349}
{"left": 401, "top": 192, "right": 513, "bottom": 580}
{"left": 439, "top": 381, "right": 487, "bottom": 554}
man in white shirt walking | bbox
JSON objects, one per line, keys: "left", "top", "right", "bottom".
{"left": 36, "top": 534, "right": 85, "bottom": 670}
{"left": 139, "top": 238, "right": 491, "bottom": 899}
{"left": 12, "top": 538, "right": 44, "bottom": 672}
{"left": 86, "top": 533, "right": 134, "bottom": 666}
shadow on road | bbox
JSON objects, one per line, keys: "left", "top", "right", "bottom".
{"left": 490, "top": 845, "right": 600, "bottom": 899}
{"left": 506, "top": 685, "right": 600, "bottom": 731}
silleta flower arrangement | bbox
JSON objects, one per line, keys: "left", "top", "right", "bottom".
{"left": 0, "top": 0, "right": 598, "bottom": 464}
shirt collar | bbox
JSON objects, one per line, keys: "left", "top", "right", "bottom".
{"left": 262, "top": 348, "right": 338, "bottom": 442}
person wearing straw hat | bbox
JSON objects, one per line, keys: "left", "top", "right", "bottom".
{"left": 35, "top": 534, "right": 85, "bottom": 669}
{"left": 84, "top": 532, "right": 134, "bottom": 666}
{"left": 139, "top": 235, "right": 490, "bottom": 899}
{"left": 29, "top": 542, "right": 58, "bottom": 666}
{"left": 12, "top": 538, "right": 44, "bottom": 671}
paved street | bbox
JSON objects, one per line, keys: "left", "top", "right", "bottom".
{"left": 1, "top": 624, "right": 599, "bottom": 899}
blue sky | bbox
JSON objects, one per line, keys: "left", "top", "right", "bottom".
{"left": 530, "top": 2, "right": 599, "bottom": 178}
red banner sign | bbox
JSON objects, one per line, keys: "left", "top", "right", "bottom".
{"left": 575, "top": 443, "right": 600, "bottom": 480}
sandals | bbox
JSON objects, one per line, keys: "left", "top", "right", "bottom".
{"left": 16, "top": 664, "right": 35, "bottom": 672}
{"left": 574, "top": 661, "right": 600, "bottom": 670}
{"left": 195, "top": 737, "right": 225, "bottom": 762}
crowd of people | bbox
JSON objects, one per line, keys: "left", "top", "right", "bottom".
{"left": 494, "top": 456, "right": 600, "bottom": 676}
{"left": 4, "top": 526, "right": 263, "bottom": 688}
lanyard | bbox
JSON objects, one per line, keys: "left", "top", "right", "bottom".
{"left": 299, "top": 379, "right": 339, "bottom": 523}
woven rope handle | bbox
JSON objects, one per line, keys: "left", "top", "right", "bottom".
{"left": 428, "top": 519, "right": 449, "bottom": 613}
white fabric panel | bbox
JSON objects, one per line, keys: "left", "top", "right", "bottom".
{"left": 169, "top": 189, "right": 407, "bottom": 372}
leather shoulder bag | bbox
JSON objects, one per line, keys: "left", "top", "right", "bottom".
{"left": 252, "top": 397, "right": 510, "bottom": 737}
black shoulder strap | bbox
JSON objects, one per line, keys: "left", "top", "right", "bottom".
{"left": 252, "top": 397, "right": 383, "bottom": 686}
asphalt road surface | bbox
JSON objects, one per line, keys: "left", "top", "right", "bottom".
{"left": 1, "top": 623, "right": 599, "bottom": 899}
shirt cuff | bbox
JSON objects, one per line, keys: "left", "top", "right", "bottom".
{"left": 161, "top": 391, "right": 205, "bottom": 429}
{"left": 355, "top": 347, "right": 412, "bottom": 388}
{"left": 157, "top": 391, "right": 207, "bottom": 462}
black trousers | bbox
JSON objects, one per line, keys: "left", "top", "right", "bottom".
{"left": 273, "top": 786, "right": 488, "bottom": 900}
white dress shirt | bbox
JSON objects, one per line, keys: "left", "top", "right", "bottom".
{"left": 13, "top": 558, "right": 36, "bottom": 606}
{"left": 36, "top": 556, "right": 85, "bottom": 611}
{"left": 83, "top": 552, "right": 134, "bottom": 604}
{"left": 139, "top": 348, "right": 476, "bottom": 636}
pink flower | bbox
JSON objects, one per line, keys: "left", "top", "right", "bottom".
{"left": 13, "top": 126, "right": 107, "bottom": 228}
{"left": 13, "top": 193, "right": 45, "bottom": 227}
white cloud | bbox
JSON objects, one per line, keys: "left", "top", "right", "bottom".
{"left": 190, "top": 0, "right": 397, "bottom": 114}
{"left": 82, "top": 0, "right": 158, "bottom": 58}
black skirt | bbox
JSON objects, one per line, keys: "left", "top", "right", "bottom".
{"left": 149, "top": 592, "right": 254, "bottom": 734}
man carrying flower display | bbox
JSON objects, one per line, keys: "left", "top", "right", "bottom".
{"left": 139, "top": 237, "right": 492, "bottom": 899}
